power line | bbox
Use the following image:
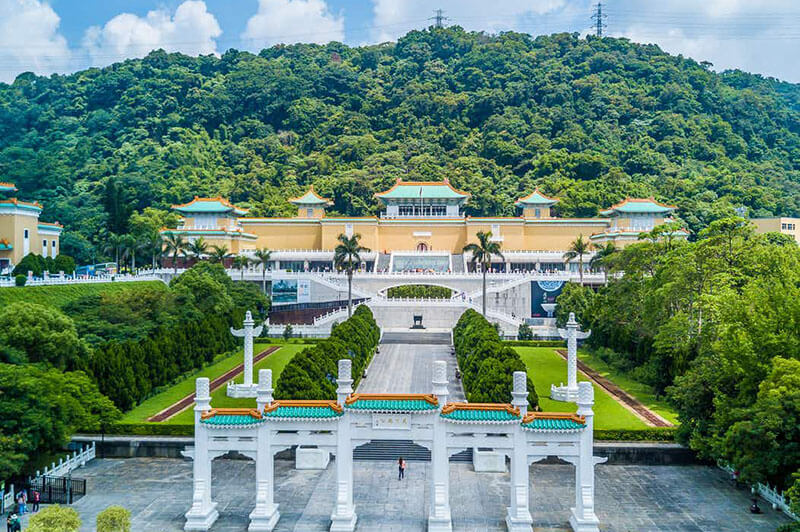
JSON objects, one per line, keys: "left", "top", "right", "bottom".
{"left": 429, "top": 9, "right": 450, "bottom": 29}
{"left": 591, "top": 2, "right": 608, "bottom": 37}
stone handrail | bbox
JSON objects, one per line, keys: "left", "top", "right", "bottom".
{"left": 30, "top": 443, "right": 96, "bottom": 481}
{"left": 0, "top": 274, "right": 162, "bottom": 288}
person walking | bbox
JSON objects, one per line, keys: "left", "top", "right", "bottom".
{"left": 31, "top": 490, "right": 39, "bottom": 512}
{"left": 398, "top": 457, "right": 406, "bottom": 480}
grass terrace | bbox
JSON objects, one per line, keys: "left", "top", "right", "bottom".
{"left": 122, "top": 343, "right": 310, "bottom": 425}
{"left": 514, "top": 347, "right": 649, "bottom": 431}
{"left": 0, "top": 280, "right": 166, "bottom": 308}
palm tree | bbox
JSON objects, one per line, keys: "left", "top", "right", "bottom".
{"left": 186, "top": 237, "right": 209, "bottom": 262}
{"left": 208, "top": 244, "right": 231, "bottom": 265}
{"left": 252, "top": 248, "right": 272, "bottom": 294}
{"left": 232, "top": 255, "right": 251, "bottom": 280}
{"left": 162, "top": 233, "right": 187, "bottom": 274}
{"left": 463, "top": 231, "right": 504, "bottom": 317}
{"left": 334, "top": 233, "right": 370, "bottom": 318}
{"left": 145, "top": 231, "right": 163, "bottom": 271}
{"left": 564, "top": 234, "right": 590, "bottom": 285}
{"left": 590, "top": 242, "right": 617, "bottom": 283}
{"left": 102, "top": 233, "right": 125, "bottom": 271}
{"left": 121, "top": 234, "right": 144, "bottom": 273}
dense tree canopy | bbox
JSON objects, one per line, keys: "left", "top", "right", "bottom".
{"left": 1, "top": 29, "right": 798, "bottom": 263}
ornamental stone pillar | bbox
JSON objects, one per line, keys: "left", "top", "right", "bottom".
{"left": 552, "top": 313, "right": 591, "bottom": 402}
{"left": 184, "top": 378, "right": 219, "bottom": 531}
{"left": 231, "top": 311, "right": 264, "bottom": 390}
{"left": 428, "top": 360, "right": 452, "bottom": 532}
{"left": 569, "top": 382, "right": 600, "bottom": 532}
{"left": 256, "top": 369, "right": 273, "bottom": 412}
{"left": 331, "top": 359, "right": 356, "bottom": 532}
{"left": 249, "top": 408, "right": 279, "bottom": 531}
{"left": 506, "top": 371, "right": 533, "bottom": 531}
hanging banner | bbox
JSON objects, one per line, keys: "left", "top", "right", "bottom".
{"left": 271, "top": 278, "right": 298, "bottom": 304}
{"left": 297, "top": 279, "right": 311, "bottom": 303}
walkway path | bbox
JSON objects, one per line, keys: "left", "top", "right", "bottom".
{"left": 357, "top": 340, "right": 466, "bottom": 401}
{"left": 147, "top": 346, "right": 279, "bottom": 422}
{"left": 556, "top": 349, "right": 672, "bottom": 428}
{"left": 64, "top": 457, "right": 791, "bottom": 531}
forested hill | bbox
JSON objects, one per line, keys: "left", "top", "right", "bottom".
{"left": 1, "top": 28, "right": 800, "bottom": 261}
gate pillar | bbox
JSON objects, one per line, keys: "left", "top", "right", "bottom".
{"left": 569, "top": 382, "right": 600, "bottom": 532}
{"left": 428, "top": 360, "right": 452, "bottom": 532}
{"left": 185, "top": 378, "right": 219, "bottom": 531}
{"left": 331, "top": 359, "right": 356, "bottom": 532}
{"left": 506, "top": 371, "right": 533, "bottom": 531}
{"left": 250, "top": 370, "right": 279, "bottom": 531}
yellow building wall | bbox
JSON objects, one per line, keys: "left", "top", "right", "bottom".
{"left": 752, "top": 217, "right": 800, "bottom": 244}
{"left": 523, "top": 222, "right": 608, "bottom": 250}
{"left": 321, "top": 222, "right": 379, "bottom": 251}
{"left": 466, "top": 221, "right": 526, "bottom": 250}
{"left": 245, "top": 222, "right": 323, "bottom": 250}
{"left": 374, "top": 222, "right": 467, "bottom": 253}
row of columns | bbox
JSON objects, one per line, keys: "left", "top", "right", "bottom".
{"left": 187, "top": 361, "right": 599, "bottom": 532}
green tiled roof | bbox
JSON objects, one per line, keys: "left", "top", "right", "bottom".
{"left": 172, "top": 198, "right": 247, "bottom": 216}
{"left": 289, "top": 188, "right": 332, "bottom": 205}
{"left": 0, "top": 183, "right": 16, "bottom": 193}
{"left": 600, "top": 199, "right": 675, "bottom": 216}
{"left": 515, "top": 189, "right": 559, "bottom": 206}
{"left": 345, "top": 399, "right": 438, "bottom": 412}
{"left": 375, "top": 180, "right": 469, "bottom": 201}
{"left": 440, "top": 408, "right": 520, "bottom": 422}
{"left": 0, "top": 243, "right": 12, "bottom": 250}
{"left": 263, "top": 405, "right": 342, "bottom": 419}
{"left": 522, "top": 418, "right": 585, "bottom": 431}
{"left": 201, "top": 414, "right": 264, "bottom": 427}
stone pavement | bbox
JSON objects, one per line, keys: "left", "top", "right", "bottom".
{"left": 62, "top": 457, "right": 789, "bottom": 531}
{"left": 357, "top": 342, "right": 466, "bottom": 402}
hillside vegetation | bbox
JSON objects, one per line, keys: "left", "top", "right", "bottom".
{"left": 0, "top": 280, "right": 165, "bottom": 309}
{"left": 1, "top": 28, "right": 799, "bottom": 262}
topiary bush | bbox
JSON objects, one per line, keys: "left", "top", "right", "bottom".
{"left": 275, "top": 305, "right": 379, "bottom": 400}
{"left": 14, "top": 274, "right": 26, "bottom": 286}
{"left": 25, "top": 505, "right": 81, "bottom": 532}
{"left": 96, "top": 505, "right": 131, "bottom": 532}
{"left": 453, "top": 309, "right": 538, "bottom": 409}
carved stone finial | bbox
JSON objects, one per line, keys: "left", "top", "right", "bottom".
{"left": 567, "top": 312, "right": 577, "bottom": 327}
{"left": 513, "top": 371, "right": 527, "bottom": 394}
{"left": 577, "top": 381, "right": 593, "bottom": 405}
{"left": 196, "top": 377, "right": 210, "bottom": 401}
{"left": 433, "top": 361, "right": 447, "bottom": 384}
{"left": 244, "top": 310, "right": 254, "bottom": 325}
{"left": 258, "top": 369, "right": 272, "bottom": 390}
{"left": 338, "top": 359, "right": 352, "bottom": 382}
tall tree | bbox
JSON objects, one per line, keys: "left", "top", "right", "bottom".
{"left": 162, "top": 233, "right": 187, "bottom": 274}
{"left": 334, "top": 233, "right": 369, "bottom": 317}
{"left": 102, "top": 233, "right": 124, "bottom": 270}
{"left": 564, "top": 234, "right": 590, "bottom": 285}
{"left": 208, "top": 245, "right": 231, "bottom": 265}
{"left": 590, "top": 242, "right": 617, "bottom": 283}
{"left": 186, "top": 237, "right": 209, "bottom": 261}
{"left": 463, "top": 230, "right": 504, "bottom": 317}
{"left": 232, "top": 255, "right": 251, "bottom": 280}
{"left": 252, "top": 248, "right": 272, "bottom": 294}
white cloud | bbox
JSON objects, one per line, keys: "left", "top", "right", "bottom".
{"left": 242, "top": 0, "right": 345, "bottom": 48}
{"left": 82, "top": 0, "right": 221, "bottom": 67}
{"left": 369, "top": 0, "right": 571, "bottom": 43}
{"left": 0, "top": 0, "right": 71, "bottom": 83}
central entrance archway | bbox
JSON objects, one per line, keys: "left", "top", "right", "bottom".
{"left": 416, "top": 242, "right": 428, "bottom": 252}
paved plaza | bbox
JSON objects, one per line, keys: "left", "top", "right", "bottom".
{"left": 60, "top": 457, "right": 790, "bottom": 532}
{"left": 357, "top": 340, "right": 466, "bottom": 402}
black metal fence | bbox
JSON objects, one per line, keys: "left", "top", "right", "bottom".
{"left": 24, "top": 476, "right": 86, "bottom": 504}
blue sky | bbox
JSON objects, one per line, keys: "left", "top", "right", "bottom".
{"left": 1, "top": 0, "right": 799, "bottom": 83}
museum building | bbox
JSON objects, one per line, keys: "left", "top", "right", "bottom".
{"left": 162, "top": 179, "right": 687, "bottom": 272}
{"left": 0, "top": 182, "right": 62, "bottom": 273}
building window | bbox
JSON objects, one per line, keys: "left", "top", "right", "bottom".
{"left": 24, "top": 229, "right": 28, "bottom": 239}
{"left": 42, "top": 240, "right": 48, "bottom": 258}
{"left": 534, "top": 208, "right": 541, "bottom": 218}
{"left": 306, "top": 208, "right": 314, "bottom": 217}
{"left": 782, "top": 223, "right": 787, "bottom": 230}
{"left": 345, "top": 223, "right": 354, "bottom": 237}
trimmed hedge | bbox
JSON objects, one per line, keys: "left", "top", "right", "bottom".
{"left": 275, "top": 305, "right": 380, "bottom": 400}
{"left": 453, "top": 309, "right": 538, "bottom": 409}
{"left": 504, "top": 340, "right": 566, "bottom": 347}
{"left": 595, "top": 428, "right": 677, "bottom": 442}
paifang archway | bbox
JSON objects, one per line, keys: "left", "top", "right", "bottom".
{"left": 184, "top": 361, "right": 602, "bottom": 532}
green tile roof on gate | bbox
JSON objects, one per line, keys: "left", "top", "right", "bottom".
{"left": 599, "top": 197, "right": 676, "bottom": 216}
{"left": 521, "top": 413, "right": 586, "bottom": 432}
{"left": 374, "top": 179, "right": 470, "bottom": 201}
{"left": 440, "top": 403, "right": 521, "bottom": 423}
{"left": 200, "top": 408, "right": 264, "bottom": 427}
{"left": 345, "top": 394, "right": 439, "bottom": 412}
{"left": 172, "top": 196, "right": 248, "bottom": 216}
{"left": 263, "top": 400, "right": 343, "bottom": 420}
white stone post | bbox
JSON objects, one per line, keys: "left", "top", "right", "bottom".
{"left": 331, "top": 359, "right": 356, "bottom": 532}
{"left": 429, "top": 360, "right": 452, "bottom": 532}
{"left": 185, "top": 378, "right": 219, "bottom": 531}
{"left": 231, "top": 311, "right": 263, "bottom": 389}
{"left": 507, "top": 371, "right": 533, "bottom": 531}
{"left": 554, "top": 313, "right": 591, "bottom": 402}
{"left": 256, "top": 369, "right": 273, "bottom": 412}
{"left": 569, "top": 382, "right": 600, "bottom": 532}
{"left": 249, "top": 405, "right": 279, "bottom": 531}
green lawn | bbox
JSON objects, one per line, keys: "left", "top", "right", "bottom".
{"left": 0, "top": 280, "right": 165, "bottom": 308}
{"left": 577, "top": 349, "right": 679, "bottom": 425}
{"left": 121, "top": 341, "right": 295, "bottom": 423}
{"left": 514, "top": 347, "right": 647, "bottom": 430}
{"left": 166, "top": 344, "right": 309, "bottom": 424}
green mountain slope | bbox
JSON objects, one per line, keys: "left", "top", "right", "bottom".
{"left": 1, "top": 28, "right": 799, "bottom": 261}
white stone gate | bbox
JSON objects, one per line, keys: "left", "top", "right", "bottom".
{"left": 185, "top": 360, "right": 602, "bottom": 532}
